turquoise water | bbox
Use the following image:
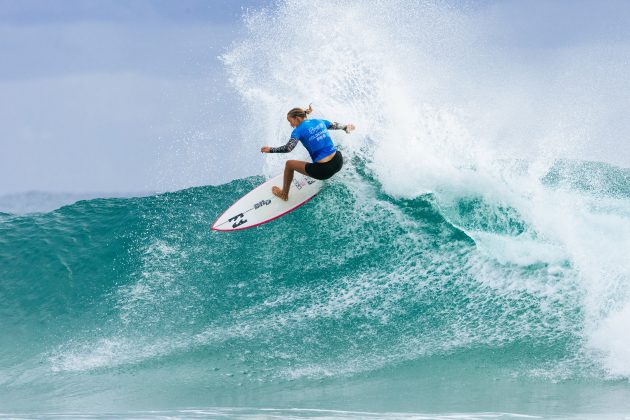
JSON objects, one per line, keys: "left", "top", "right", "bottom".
{"left": 1, "top": 159, "right": 630, "bottom": 418}
{"left": 4, "top": 0, "right": 630, "bottom": 417}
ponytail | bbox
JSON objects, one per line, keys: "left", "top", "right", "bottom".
{"left": 287, "top": 103, "right": 313, "bottom": 119}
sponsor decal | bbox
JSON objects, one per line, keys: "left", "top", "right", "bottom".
{"left": 228, "top": 213, "right": 247, "bottom": 228}
{"left": 254, "top": 199, "right": 271, "bottom": 210}
{"left": 293, "top": 177, "right": 317, "bottom": 190}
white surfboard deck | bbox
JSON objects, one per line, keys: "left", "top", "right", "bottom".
{"left": 212, "top": 173, "right": 323, "bottom": 231}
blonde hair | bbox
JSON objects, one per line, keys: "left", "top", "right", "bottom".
{"left": 287, "top": 103, "right": 313, "bottom": 119}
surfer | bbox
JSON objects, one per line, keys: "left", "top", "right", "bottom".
{"left": 260, "top": 104, "right": 355, "bottom": 201}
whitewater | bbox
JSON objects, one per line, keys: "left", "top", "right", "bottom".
{"left": 2, "top": 0, "right": 630, "bottom": 418}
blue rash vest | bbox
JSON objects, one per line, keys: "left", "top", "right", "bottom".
{"left": 291, "top": 119, "right": 337, "bottom": 162}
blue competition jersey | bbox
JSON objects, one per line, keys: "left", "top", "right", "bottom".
{"left": 291, "top": 119, "right": 337, "bottom": 162}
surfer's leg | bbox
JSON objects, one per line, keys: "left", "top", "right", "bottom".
{"left": 272, "top": 160, "right": 308, "bottom": 201}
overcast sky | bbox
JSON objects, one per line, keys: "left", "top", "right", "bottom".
{"left": 1, "top": 0, "right": 629, "bottom": 196}
{"left": 0, "top": 0, "right": 267, "bottom": 195}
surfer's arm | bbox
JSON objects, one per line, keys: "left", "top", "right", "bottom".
{"left": 267, "top": 138, "right": 299, "bottom": 153}
{"left": 328, "top": 122, "right": 356, "bottom": 133}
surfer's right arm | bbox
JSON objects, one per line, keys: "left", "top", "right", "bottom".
{"left": 328, "top": 122, "right": 356, "bottom": 133}
{"left": 261, "top": 138, "right": 299, "bottom": 153}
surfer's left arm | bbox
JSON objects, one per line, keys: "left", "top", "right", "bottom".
{"left": 261, "top": 138, "right": 299, "bottom": 153}
{"left": 328, "top": 122, "right": 356, "bottom": 133}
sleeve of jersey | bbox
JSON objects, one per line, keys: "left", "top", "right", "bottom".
{"left": 268, "top": 138, "right": 299, "bottom": 153}
{"left": 327, "top": 121, "right": 347, "bottom": 130}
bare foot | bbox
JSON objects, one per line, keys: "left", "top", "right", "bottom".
{"left": 272, "top": 186, "right": 288, "bottom": 201}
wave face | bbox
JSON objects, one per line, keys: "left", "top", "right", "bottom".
{"left": 2, "top": 161, "right": 630, "bottom": 415}
{"left": 2, "top": 0, "right": 630, "bottom": 416}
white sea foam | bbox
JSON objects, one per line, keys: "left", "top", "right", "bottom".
{"left": 589, "top": 303, "right": 630, "bottom": 378}
{"left": 224, "top": 0, "right": 630, "bottom": 379}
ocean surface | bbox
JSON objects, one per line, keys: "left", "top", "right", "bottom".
{"left": 1, "top": 159, "right": 630, "bottom": 418}
{"left": 3, "top": 0, "right": 630, "bottom": 418}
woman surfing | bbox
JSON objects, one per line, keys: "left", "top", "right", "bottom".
{"left": 260, "top": 104, "right": 355, "bottom": 200}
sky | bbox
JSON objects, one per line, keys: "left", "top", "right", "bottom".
{"left": 0, "top": 0, "right": 268, "bottom": 195}
{"left": 1, "top": 0, "right": 630, "bottom": 196}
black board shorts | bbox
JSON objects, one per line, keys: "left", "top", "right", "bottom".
{"left": 305, "top": 151, "right": 343, "bottom": 180}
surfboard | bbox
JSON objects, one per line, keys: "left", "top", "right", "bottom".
{"left": 212, "top": 173, "right": 323, "bottom": 231}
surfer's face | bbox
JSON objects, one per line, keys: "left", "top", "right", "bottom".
{"left": 287, "top": 115, "right": 302, "bottom": 128}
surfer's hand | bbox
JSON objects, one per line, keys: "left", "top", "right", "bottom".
{"left": 261, "top": 146, "right": 271, "bottom": 153}
{"left": 344, "top": 124, "right": 356, "bottom": 133}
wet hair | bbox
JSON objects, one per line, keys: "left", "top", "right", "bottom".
{"left": 287, "top": 103, "right": 313, "bottom": 119}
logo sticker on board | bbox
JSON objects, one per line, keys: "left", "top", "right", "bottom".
{"left": 228, "top": 213, "right": 247, "bottom": 228}
{"left": 254, "top": 199, "right": 271, "bottom": 210}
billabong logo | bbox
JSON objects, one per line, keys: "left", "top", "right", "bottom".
{"left": 294, "top": 177, "right": 316, "bottom": 190}
{"left": 254, "top": 199, "right": 271, "bottom": 210}
{"left": 293, "top": 179, "right": 307, "bottom": 189}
